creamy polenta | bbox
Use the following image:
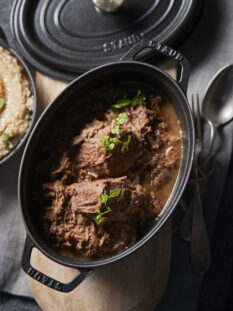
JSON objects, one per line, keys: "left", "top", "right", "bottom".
{"left": 0, "top": 46, "right": 33, "bottom": 160}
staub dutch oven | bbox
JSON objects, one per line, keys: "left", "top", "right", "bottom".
{"left": 19, "top": 40, "right": 194, "bottom": 292}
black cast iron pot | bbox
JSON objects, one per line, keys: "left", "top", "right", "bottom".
{"left": 19, "top": 40, "right": 194, "bottom": 292}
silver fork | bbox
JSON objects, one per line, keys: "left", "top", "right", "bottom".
{"left": 189, "top": 94, "right": 211, "bottom": 273}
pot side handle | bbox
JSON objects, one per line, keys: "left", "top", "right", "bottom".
{"left": 120, "top": 39, "right": 190, "bottom": 94}
{"left": 22, "top": 235, "right": 93, "bottom": 293}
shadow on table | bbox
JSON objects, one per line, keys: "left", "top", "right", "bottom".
{"left": 179, "top": 0, "right": 223, "bottom": 70}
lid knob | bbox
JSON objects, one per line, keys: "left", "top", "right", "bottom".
{"left": 92, "top": 0, "right": 124, "bottom": 12}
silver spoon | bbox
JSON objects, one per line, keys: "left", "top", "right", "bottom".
{"left": 202, "top": 64, "right": 233, "bottom": 159}
{"left": 181, "top": 65, "right": 233, "bottom": 271}
{"left": 181, "top": 65, "right": 233, "bottom": 242}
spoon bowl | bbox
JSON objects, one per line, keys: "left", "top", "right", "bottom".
{"left": 202, "top": 64, "right": 233, "bottom": 155}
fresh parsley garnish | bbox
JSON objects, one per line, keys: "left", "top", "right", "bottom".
{"left": 119, "top": 135, "right": 131, "bottom": 151}
{"left": 96, "top": 188, "right": 121, "bottom": 225}
{"left": 111, "top": 89, "right": 145, "bottom": 111}
{"left": 111, "top": 112, "right": 127, "bottom": 136}
{"left": 110, "top": 126, "right": 120, "bottom": 136}
{"left": 117, "top": 112, "right": 127, "bottom": 125}
{"left": 131, "top": 89, "right": 145, "bottom": 107}
{"left": 0, "top": 130, "right": 14, "bottom": 149}
{"left": 111, "top": 99, "right": 130, "bottom": 111}
{"left": 99, "top": 188, "right": 121, "bottom": 205}
{"left": 96, "top": 207, "right": 111, "bottom": 225}
{"left": 0, "top": 98, "right": 4, "bottom": 109}
{"left": 101, "top": 136, "right": 118, "bottom": 151}
{"left": 101, "top": 113, "right": 131, "bottom": 152}
{"left": 108, "top": 188, "right": 121, "bottom": 198}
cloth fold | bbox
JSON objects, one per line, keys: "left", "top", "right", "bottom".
{"left": 0, "top": 151, "right": 31, "bottom": 297}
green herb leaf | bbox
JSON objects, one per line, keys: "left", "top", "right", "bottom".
{"left": 8, "top": 141, "right": 14, "bottom": 149}
{"left": 117, "top": 112, "right": 127, "bottom": 125}
{"left": 118, "top": 135, "right": 131, "bottom": 151}
{"left": 100, "top": 136, "right": 109, "bottom": 147}
{"left": 96, "top": 189, "right": 121, "bottom": 225}
{"left": 96, "top": 206, "right": 112, "bottom": 224}
{"left": 96, "top": 209, "right": 103, "bottom": 225}
{"left": 0, "top": 130, "right": 14, "bottom": 150}
{"left": 111, "top": 88, "right": 145, "bottom": 111}
{"left": 111, "top": 112, "right": 127, "bottom": 135}
{"left": 103, "top": 206, "right": 112, "bottom": 214}
{"left": 99, "top": 194, "right": 108, "bottom": 205}
{"left": 111, "top": 99, "right": 130, "bottom": 111}
{"left": 101, "top": 136, "right": 117, "bottom": 151}
{"left": 2, "top": 131, "right": 12, "bottom": 143}
{"left": 101, "top": 113, "right": 129, "bottom": 151}
{"left": 123, "top": 135, "right": 131, "bottom": 151}
{"left": 131, "top": 89, "right": 146, "bottom": 107}
{"left": 108, "top": 188, "right": 121, "bottom": 198}
{"left": 0, "top": 98, "right": 4, "bottom": 109}
{"left": 111, "top": 125, "right": 120, "bottom": 135}
{"left": 108, "top": 142, "right": 115, "bottom": 150}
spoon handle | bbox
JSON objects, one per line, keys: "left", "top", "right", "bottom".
{"left": 180, "top": 199, "right": 194, "bottom": 241}
{"left": 190, "top": 166, "right": 211, "bottom": 274}
{"left": 203, "top": 122, "right": 217, "bottom": 164}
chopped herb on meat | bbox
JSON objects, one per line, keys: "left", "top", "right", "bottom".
{"left": 111, "top": 112, "right": 127, "bottom": 135}
{"left": 96, "top": 188, "right": 121, "bottom": 225}
{"left": 117, "top": 112, "right": 127, "bottom": 125}
{"left": 111, "top": 89, "right": 145, "bottom": 111}
{"left": 102, "top": 112, "right": 130, "bottom": 152}
{"left": 131, "top": 89, "right": 146, "bottom": 107}
{"left": 111, "top": 99, "right": 130, "bottom": 110}
{"left": 119, "top": 135, "right": 131, "bottom": 151}
{"left": 101, "top": 136, "right": 117, "bottom": 151}
{"left": 96, "top": 207, "right": 111, "bottom": 225}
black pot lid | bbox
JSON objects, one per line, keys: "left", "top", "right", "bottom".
{"left": 11, "top": 0, "right": 201, "bottom": 81}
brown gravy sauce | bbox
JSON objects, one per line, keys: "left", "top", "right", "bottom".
{"left": 148, "top": 101, "right": 182, "bottom": 209}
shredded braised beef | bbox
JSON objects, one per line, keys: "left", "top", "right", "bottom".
{"left": 43, "top": 177, "right": 145, "bottom": 257}
{"left": 38, "top": 91, "right": 181, "bottom": 259}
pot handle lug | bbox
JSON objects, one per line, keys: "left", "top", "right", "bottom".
{"left": 22, "top": 235, "right": 93, "bottom": 292}
{"left": 120, "top": 39, "right": 190, "bottom": 93}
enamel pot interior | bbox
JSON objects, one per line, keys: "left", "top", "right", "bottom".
{"left": 19, "top": 61, "right": 194, "bottom": 270}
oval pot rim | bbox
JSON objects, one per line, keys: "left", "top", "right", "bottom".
{"left": 19, "top": 60, "right": 194, "bottom": 269}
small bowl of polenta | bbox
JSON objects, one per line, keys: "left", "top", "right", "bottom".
{"left": 0, "top": 42, "right": 37, "bottom": 165}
